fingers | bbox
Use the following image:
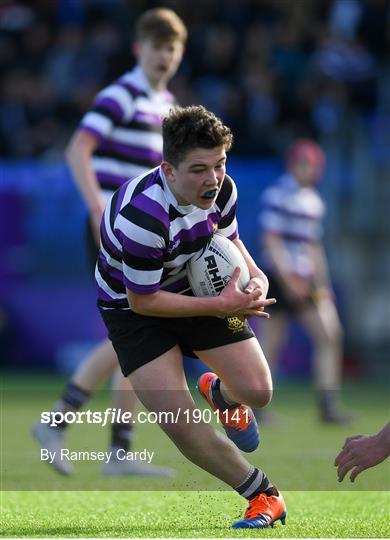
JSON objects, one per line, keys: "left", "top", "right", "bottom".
{"left": 231, "top": 266, "right": 241, "bottom": 284}
{"left": 337, "top": 457, "right": 356, "bottom": 482}
{"left": 350, "top": 465, "right": 365, "bottom": 482}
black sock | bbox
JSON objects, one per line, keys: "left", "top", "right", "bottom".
{"left": 52, "top": 382, "right": 91, "bottom": 429}
{"left": 211, "top": 378, "right": 239, "bottom": 410}
{"left": 235, "top": 467, "right": 275, "bottom": 499}
{"left": 111, "top": 423, "right": 134, "bottom": 452}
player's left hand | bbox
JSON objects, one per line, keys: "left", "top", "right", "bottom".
{"left": 334, "top": 434, "right": 388, "bottom": 482}
{"left": 245, "top": 276, "right": 268, "bottom": 299}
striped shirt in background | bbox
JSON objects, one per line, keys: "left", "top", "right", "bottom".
{"left": 80, "top": 66, "right": 176, "bottom": 193}
{"left": 259, "top": 174, "right": 325, "bottom": 278}
{"left": 96, "top": 169, "right": 239, "bottom": 310}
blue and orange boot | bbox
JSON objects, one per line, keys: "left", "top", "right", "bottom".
{"left": 197, "top": 372, "right": 259, "bottom": 452}
{"left": 232, "top": 488, "right": 287, "bottom": 529}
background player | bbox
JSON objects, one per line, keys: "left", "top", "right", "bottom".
{"left": 33, "top": 7, "right": 186, "bottom": 476}
{"left": 257, "top": 140, "right": 350, "bottom": 423}
{"left": 96, "top": 105, "right": 286, "bottom": 529}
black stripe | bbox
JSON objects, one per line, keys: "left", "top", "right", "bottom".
{"left": 100, "top": 233, "right": 122, "bottom": 264}
{"left": 109, "top": 190, "right": 120, "bottom": 231}
{"left": 99, "top": 181, "right": 122, "bottom": 190}
{"left": 116, "top": 119, "right": 161, "bottom": 133}
{"left": 236, "top": 468, "right": 259, "bottom": 495}
{"left": 97, "top": 260, "right": 125, "bottom": 294}
{"left": 123, "top": 251, "right": 163, "bottom": 272}
{"left": 118, "top": 82, "right": 147, "bottom": 99}
{"left": 120, "top": 203, "right": 169, "bottom": 244}
{"left": 216, "top": 175, "right": 234, "bottom": 213}
{"left": 166, "top": 235, "right": 211, "bottom": 261}
{"left": 218, "top": 208, "right": 236, "bottom": 230}
{"left": 98, "top": 299, "right": 129, "bottom": 309}
{"left": 129, "top": 171, "right": 162, "bottom": 201}
{"left": 95, "top": 149, "right": 160, "bottom": 169}
{"left": 92, "top": 104, "right": 118, "bottom": 123}
{"left": 169, "top": 206, "right": 186, "bottom": 221}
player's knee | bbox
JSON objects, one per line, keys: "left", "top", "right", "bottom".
{"left": 248, "top": 388, "right": 273, "bottom": 408}
{"left": 233, "top": 386, "right": 273, "bottom": 408}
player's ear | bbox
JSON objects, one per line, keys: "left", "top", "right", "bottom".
{"left": 161, "top": 161, "right": 176, "bottom": 183}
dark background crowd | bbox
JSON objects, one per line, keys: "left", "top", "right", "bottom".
{"left": 0, "top": 0, "right": 388, "bottom": 158}
{"left": 0, "top": 0, "right": 389, "bottom": 375}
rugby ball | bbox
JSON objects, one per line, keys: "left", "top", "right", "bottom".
{"left": 187, "top": 233, "right": 250, "bottom": 297}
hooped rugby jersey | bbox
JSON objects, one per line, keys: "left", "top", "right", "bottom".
{"left": 258, "top": 174, "right": 325, "bottom": 278}
{"left": 80, "top": 66, "right": 176, "bottom": 192}
{"left": 96, "top": 167, "right": 239, "bottom": 310}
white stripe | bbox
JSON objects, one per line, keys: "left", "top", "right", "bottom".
{"left": 135, "top": 96, "right": 172, "bottom": 117}
{"left": 81, "top": 112, "right": 112, "bottom": 137}
{"left": 161, "top": 268, "right": 187, "bottom": 285}
{"left": 144, "top": 183, "right": 170, "bottom": 213}
{"left": 97, "top": 85, "right": 135, "bottom": 121}
{"left": 219, "top": 179, "right": 237, "bottom": 217}
{"left": 100, "top": 243, "right": 122, "bottom": 271}
{"left": 103, "top": 205, "right": 122, "bottom": 251}
{"left": 115, "top": 214, "right": 164, "bottom": 249}
{"left": 169, "top": 207, "right": 215, "bottom": 238}
{"left": 123, "top": 263, "right": 162, "bottom": 286}
{"left": 119, "top": 168, "right": 158, "bottom": 209}
{"left": 164, "top": 253, "right": 193, "bottom": 268}
{"left": 92, "top": 157, "right": 149, "bottom": 179}
{"left": 218, "top": 218, "right": 237, "bottom": 238}
{"left": 241, "top": 473, "right": 263, "bottom": 499}
{"left": 110, "top": 127, "right": 163, "bottom": 152}
{"left": 95, "top": 266, "right": 124, "bottom": 300}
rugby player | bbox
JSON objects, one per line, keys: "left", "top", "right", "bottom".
{"left": 97, "top": 105, "right": 286, "bottom": 529}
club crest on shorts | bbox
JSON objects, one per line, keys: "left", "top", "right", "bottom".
{"left": 226, "top": 315, "right": 245, "bottom": 333}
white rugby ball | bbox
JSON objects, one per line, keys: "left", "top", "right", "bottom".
{"left": 187, "top": 233, "right": 250, "bottom": 297}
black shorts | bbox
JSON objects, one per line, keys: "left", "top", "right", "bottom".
{"left": 99, "top": 308, "right": 255, "bottom": 376}
{"left": 267, "top": 273, "right": 315, "bottom": 314}
{"left": 85, "top": 216, "right": 98, "bottom": 276}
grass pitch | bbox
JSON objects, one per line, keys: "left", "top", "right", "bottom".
{"left": 1, "top": 374, "right": 389, "bottom": 537}
{"left": 2, "top": 490, "right": 390, "bottom": 537}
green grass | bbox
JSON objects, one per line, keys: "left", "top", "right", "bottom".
{"left": 1, "top": 374, "right": 389, "bottom": 537}
{"left": 2, "top": 491, "right": 390, "bottom": 537}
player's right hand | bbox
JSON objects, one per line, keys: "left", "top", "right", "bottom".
{"left": 220, "top": 267, "right": 276, "bottom": 318}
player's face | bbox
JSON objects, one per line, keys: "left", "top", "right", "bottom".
{"left": 135, "top": 38, "right": 184, "bottom": 89}
{"left": 290, "top": 159, "right": 323, "bottom": 186}
{"left": 163, "top": 146, "right": 227, "bottom": 209}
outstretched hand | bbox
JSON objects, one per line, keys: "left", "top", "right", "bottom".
{"left": 335, "top": 433, "right": 390, "bottom": 482}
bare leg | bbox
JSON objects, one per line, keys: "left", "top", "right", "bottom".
{"left": 111, "top": 367, "right": 138, "bottom": 412}
{"left": 129, "top": 345, "right": 255, "bottom": 487}
{"left": 259, "top": 312, "right": 289, "bottom": 375}
{"left": 195, "top": 337, "right": 273, "bottom": 409}
{"left": 297, "top": 299, "right": 348, "bottom": 422}
{"left": 297, "top": 299, "right": 343, "bottom": 392}
{"left": 72, "top": 339, "right": 117, "bottom": 391}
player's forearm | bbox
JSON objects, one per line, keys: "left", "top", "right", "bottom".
{"left": 127, "top": 289, "right": 225, "bottom": 318}
{"left": 232, "top": 238, "right": 269, "bottom": 296}
{"left": 262, "top": 233, "right": 290, "bottom": 283}
{"left": 377, "top": 422, "right": 390, "bottom": 456}
{"left": 65, "top": 134, "right": 104, "bottom": 212}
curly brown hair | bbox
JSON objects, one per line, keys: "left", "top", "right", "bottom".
{"left": 162, "top": 105, "right": 233, "bottom": 166}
